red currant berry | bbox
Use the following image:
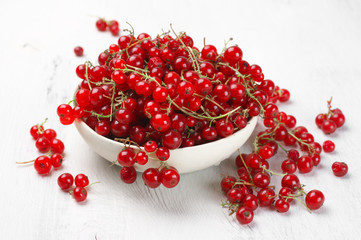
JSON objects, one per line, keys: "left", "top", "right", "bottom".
{"left": 35, "top": 137, "right": 51, "bottom": 153}
{"left": 305, "top": 190, "right": 325, "bottom": 210}
{"left": 57, "top": 173, "right": 74, "bottom": 191}
{"left": 227, "top": 188, "right": 244, "bottom": 203}
{"left": 72, "top": 187, "right": 87, "bottom": 202}
{"left": 236, "top": 207, "right": 254, "bottom": 225}
{"left": 50, "top": 153, "right": 63, "bottom": 169}
{"left": 142, "top": 168, "right": 162, "bottom": 188}
{"left": 224, "top": 46, "right": 243, "bottom": 64}
{"left": 34, "top": 156, "right": 52, "bottom": 175}
{"left": 243, "top": 194, "right": 258, "bottom": 211}
{"left": 74, "top": 174, "right": 89, "bottom": 188}
{"left": 281, "top": 174, "right": 301, "bottom": 192}
{"left": 74, "top": 46, "right": 84, "bottom": 56}
{"left": 151, "top": 113, "right": 171, "bottom": 132}
{"left": 30, "top": 125, "right": 44, "bottom": 139}
{"left": 258, "top": 145, "right": 274, "bottom": 160}
{"left": 117, "top": 149, "right": 135, "bottom": 167}
{"left": 144, "top": 140, "right": 157, "bottom": 153}
{"left": 275, "top": 198, "right": 290, "bottom": 213}
{"left": 120, "top": 166, "right": 137, "bottom": 184}
{"left": 135, "top": 151, "right": 148, "bottom": 165}
{"left": 321, "top": 119, "right": 337, "bottom": 134}
{"left": 323, "top": 140, "right": 335, "bottom": 153}
{"left": 257, "top": 188, "right": 276, "bottom": 207}
{"left": 156, "top": 147, "right": 170, "bottom": 161}
{"left": 221, "top": 176, "right": 237, "bottom": 193}
{"left": 161, "top": 168, "right": 180, "bottom": 188}
{"left": 281, "top": 159, "right": 297, "bottom": 174}
{"left": 330, "top": 112, "right": 345, "bottom": 128}
{"left": 297, "top": 156, "right": 313, "bottom": 173}
{"left": 332, "top": 162, "right": 348, "bottom": 177}
{"left": 43, "top": 129, "right": 57, "bottom": 141}
{"left": 51, "top": 139, "right": 65, "bottom": 154}
{"left": 96, "top": 19, "right": 107, "bottom": 31}
{"left": 253, "top": 172, "right": 271, "bottom": 188}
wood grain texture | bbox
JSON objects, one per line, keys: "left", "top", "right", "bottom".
{"left": 1, "top": 0, "right": 361, "bottom": 239}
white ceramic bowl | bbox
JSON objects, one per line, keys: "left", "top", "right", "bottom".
{"left": 75, "top": 116, "right": 257, "bottom": 174}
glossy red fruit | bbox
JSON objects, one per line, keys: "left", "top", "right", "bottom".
{"left": 257, "top": 188, "right": 275, "bottom": 207}
{"left": 34, "top": 156, "right": 52, "bottom": 175}
{"left": 323, "top": 140, "right": 335, "bottom": 153}
{"left": 332, "top": 162, "right": 348, "bottom": 177}
{"left": 35, "top": 137, "right": 51, "bottom": 153}
{"left": 221, "top": 176, "right": 237, "bottom": 193}
{"left": 305, "top": 190, "right": 325, "bottom": 210}
{"left": 275, "top": 198, "right": 290, "bottom": 213}
{"left": 57, "top": 173, "right": 74, "bottom": 191}
{"left": 281, "top": 174, "right": 301, "bottom": 192}
{"left": 117, "top": 149, "right": 135, "bottom": 167}
{"left": 120, "top": 166, "right": 137, "bottom": 184}
{"left": 321, "top": 120, "right": 337, "bottom": 134}
{"left": 142, "top": 168, "right": 162, "bottom": 188}
{"left": 161, "top": 168, "right": 180, "bottom": 188}
{"left": 236, "top": 207, "right": 254, "bottom": 224}
{"left": 50, "top": 153, "right": 63, "bottom": 169}
{"left": 72, "top": 187, "right": 87, "bottom": 202}
{"left": 75, "top": 174, "right": 89, "bottom": 188}
{"left": 297, "top": 156, "right": 313, "bottom": 173}
{"left": 30, "top": 125, "right": 44, "bottom": 139}
{"left": 51, "top": 139, "right": 65, "bottom": 154}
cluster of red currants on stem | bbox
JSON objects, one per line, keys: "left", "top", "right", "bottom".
{"left": 96, "top": 18, "right": 120, "bottom": 36}
{"left": 315, "top": 98, "right": 345, "bottom": 134}
{"left": 58, "top": 173, "right": 96, "bottom": 202}
{"left": 23, "top": 119, "right": 65, "bottom": 175}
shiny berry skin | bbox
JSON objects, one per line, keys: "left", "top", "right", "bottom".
{"left": 202, "top": 127, "right": 217, "bottom": 141}
{"left": 35, "top": 137, "right": 51, "bottom": 153}
{"left": 287, "top": 149, "right": 300, "bottom": 161}
{"left": 135, "top": 151, "right": 148, "bottom": 165}
{"left": 278, "top": 89, "right": 290, "bottom": 102}
{"left": 57, "top": 173, "right": 74, "bottom": 191}
{"left": 57, "top": 104, "right": 73, "bottom": 118}
{"left": 258, "top": 145, "right": 274, "bottom": 160}
{"left": 257, "top": 188, "right": 275, "bottom": 207}
{"left": 330, "top": 112, "right": 345, "bottom": 128}
{"left": 279, "top": 187, "right": 294, "bottom": 203}
{"left": 215, "top": 119, "right": 234, "bottom": 138}
{"left": 34, "top": 156, "right": 52, "bottom": 175}
{"left": 117, "top": 149, "right": 135, "bottom": 167}
{"left": 50, "top": 153, "right": 63, "bottom": 169}
{"left": 74, "top": 174, "right": 89, "bottom": 188}
{"left": 115, "top": 108, "right": 134, "bottom": 125}
{"left": 281, "top": 174, "right": 301, "bottom": 191}
{"left": 74, "top": 46, "right": 84, "bottom": 56}
{"left": 120, "top": 166, "right": 137, "bottom": 184}
{"left": 275, "top": 198, "right": 290, "bottom": 213}
{"left": 30, "top": 125, "right": 44, "bottom": 139}
{"left": 224, "top": 46, "right": 243, "bottom": 64}
{"left": 73, "top": 187, "right": 87, "bottom": 202}
{"left": 236, "top": 207, "right": 254, "bottom": 225}
{"left": 221, "top": 176, "right": 237, "bottom": 193}
{"left": 156, "top": 147, "right": 170, "bottom": 161}
{"left": 151, "top": 113, "right": 171, "bottom": 132}
{"left": 161, "top": 168, "right": 180, "bottom": 188}
{"left": 153, "top": 86, "right": 168, "bottom": 103}
{"left": 305, "top": 190, "right": 325, "bottom": 210}
{"left": 332, "top": 162, "right": 348, "bottom": 177}
{"left": 227, "top": 188, "right": 244, "bottom": 203}
{"left": 253, "top": 172, "right": 270, "bottom": 188}
{"left": 281, "top": 159, "right": 297, "bottom": 174}
{"left": 321, "top": 119, "right": 337, "bottom": 134}
{"left": 43, "top": 129, "right": 57, "bottom": 141}
{"left": 51, "top": 139, "right": 65, "bottom": 154}
{"left": 161, "top": 130, "right": 182, "bottom": 150}
{"left": 243, "top": 194, "right": 258, "bottom": 211}
{"left": 323, "top": 140, "right": 335, "bottom": 153}
{"left": 96, "top": 19, "right": 107, "bottom": 31}
{"left": 297, "top": 156, "right": 313, "bottom": 173}
{"left": 142, "top": 168, "right": 162, "bottom": 188}
{"left": 177, "top": 81, "right": 194, "bottom": 98}
{"left": 245, "top": 153, "right": 262, "bottom": 169}
{"left": 315, "top": 113, "right": 327, "bottom": 128}
{"left": 144, "top": 140, "right": 157, "bottom": 152}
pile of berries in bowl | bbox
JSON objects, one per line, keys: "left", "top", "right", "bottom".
{"left": 57, "top": 26, "right": 290, "bottom": 189}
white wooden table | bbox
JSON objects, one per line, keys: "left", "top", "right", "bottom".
{"left": 1, "top": 0, "right": 361, "bottom": 239}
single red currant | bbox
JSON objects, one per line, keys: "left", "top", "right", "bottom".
{"left": 57, "top": 173, "right": 74, "bottom": 191}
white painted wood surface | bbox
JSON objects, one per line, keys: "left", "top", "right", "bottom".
{"left": 1, "top": 0, "right": 361, "bottom": 239}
